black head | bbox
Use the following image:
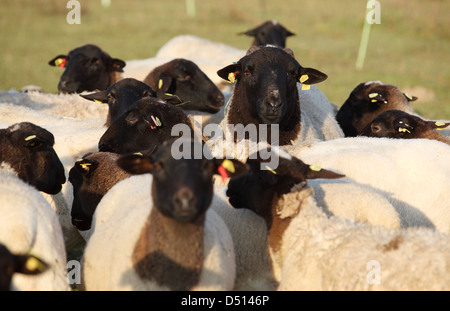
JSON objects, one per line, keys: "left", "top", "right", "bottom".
{"left": 98, "top": 97, "right": 193, "bottom": 154}
{"left": 117, "top": 139, "right": 248, "bottom": 223}
{"left": 69, "top": 152, "right": 132, "bottom": 231}
{"left": 49, "top": 44, "right": 126, "bottom": 94}
{"left": 240, "top": 20, "right": 295, "bottom": 48}
{"left": 0, "top": 243, "right": 49, "bottom": 291}
{"left": 359, "top": 109, "right": 450, "bottom": 139}
{"left": 80, "top": 78, "right": 157, "bottom": 127}
{"left": 336, "top": 81, "right": 418, "bottom": 137}
{"left": 227, "top": 147, "right": 344, "bottom": 222}
{"left": 144, "top": 58, "right": 225, "bottom": 113}
{"left": 218, "top": 46, "right": 327, "bottom": 125}
{"left": 0, "top": 122, "right": 66, "bottom": 194}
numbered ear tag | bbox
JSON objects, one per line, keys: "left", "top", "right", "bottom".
{"left": 435, "top": 121, "right": 445, "bottom": 127}
{"left": 299, "top": 74, "right": 309, "bottom": 83}
{"left": 309, "top": 165, "right": 322, "bottom": 171}
{"left": 301, "top": 84, "right": 310, "bottom": 91}
{"left": 368, "top": 93, "right": 378, "bottom": 98}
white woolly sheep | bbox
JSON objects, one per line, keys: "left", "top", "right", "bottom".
{"left": 81, "top": 140, "right": 248, "bottom": 290}
{"left": 226, "top": 150, "right": 450, "bottom": 290}
{"left": 298, "top": 136, "right": 450, "bottom": 232}
{"left": 0, "top": 122, "right": 70, "bottom": 290}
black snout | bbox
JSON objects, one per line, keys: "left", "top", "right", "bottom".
{"left": 265, "top": 90, "right": 282, "bottom": 111}
{"left": 172, "top": 187, "right": 197, "bottom": 221}
{"left": 58, "top": 77, "right": 79, "bottom": 94}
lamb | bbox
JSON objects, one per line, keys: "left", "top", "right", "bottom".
{"left": 206, "top": 45, "right": 343, "bottom": 161}
{"left": 335, "top": 81, "right": 418, "bottom": 137}
{"left": 358, "top": 109, "right": 450, "bottom": 145}
{"left": 0, "top": 243, "right": 49, "bottom": 291}
{"left": 226, "top": 148, "right": 450, "bottom": 290}
{"left": 48, "top": 44, "right": 126, "bottom": 94}
{"left": 79, "top": 78, "right": 156, "bottom": 127}
{"left": 0, "top": 122, "right": 70, "bottom": 290}
{"left": 298, "top": 136, "right": 450, "bottom": 232}
{"left": 98, "top": 97, "right": 195, "bottom": 154}
{"left": 239, "top": 20, "right": 295, "bottom": 48}
{"left": 81, "top": 139, "right": 247, "bottom": 290}
{"left": 143, "top": 58, "right": 225, "bottom": 113}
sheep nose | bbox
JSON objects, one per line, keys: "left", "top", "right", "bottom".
{"left": 173, "top": 187, "right": 196, "bottom": 212}
{"left": 266, "top": 91, "right": 282, "bottom": 111}
{"left": 58, "top": 78, "right": 77, "bottom": 94}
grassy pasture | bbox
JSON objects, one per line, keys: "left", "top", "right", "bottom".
{"left": 1, "top": 0, "right": 449, "bottom": 119}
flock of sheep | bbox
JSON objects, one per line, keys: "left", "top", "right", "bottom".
{"left": 1, "top": 19, "right": 450, "bottom": 291}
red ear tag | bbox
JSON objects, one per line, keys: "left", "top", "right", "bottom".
{"left": 218, "top": 165, "right": 229, "bottom": 183}
{"left": 59, "top": 59, "right": 66, "bottom": 68}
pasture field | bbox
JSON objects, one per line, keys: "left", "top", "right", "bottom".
{"left": 1, "top": 0, "right": 449, "bottom": 119}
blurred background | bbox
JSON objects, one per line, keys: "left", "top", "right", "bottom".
{"left": 1, "top": 0, "right": 449, "bottom": 119}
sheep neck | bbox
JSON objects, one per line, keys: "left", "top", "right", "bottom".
{"left": 132, "top": 206, "right": 205, "bottom": 291}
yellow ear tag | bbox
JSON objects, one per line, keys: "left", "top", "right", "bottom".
{"left": 93, "top": 99, "right": 103, "bottom": 104}
{"left": 25, "top": 256, "right": 41, "bottom": 272}
{"left": 221, "top": 159, "right": 235, "bottom": 173}
{"left": 301, "top": 84, "right": 310, "bottom": 91}
{"left": 80, "top": 162, "right": 91, "bottom": 169}
{"left": 435, "top": 121, "right": 445, "bottom": 127}
{"left": 371, "top": 99, "right": 377, "bottom": 103}
{"left": 404, "top": 93, "right": 413, "bottom": 100}
{"left": 299, "top": 74, "right": 309, "bottom": 83}
{"left": 228, "top": 72, "right": 236, "bottom": 83}
{"left": 265, "top": 165, "right": 277, "bottom": 175}
{"left": 158, "top": 79, "right": 163, "bottom": 89}
{"left": 399, "top": 127, "right": 411, "bottom": 133}
{"left": 309, "top": 165, "right": 322, "bottom": 172}
{"left": 368, "top": 93, "right": 378, "bottom": 98}
{"left": 24, "top": 135, "right": 36, "bottom": 141}
{"left": 133, "top": 152, "right": 143, "bottom": 156}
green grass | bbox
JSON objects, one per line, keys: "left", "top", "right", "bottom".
{"left": 1, "top": 0, "right": 449, "bottom": 119}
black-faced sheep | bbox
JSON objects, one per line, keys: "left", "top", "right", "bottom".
{"left": 336, "top": 81, "right": 418, "bottom": 137}
{"left": 143, "top": 58, "right": 225, "bottom": 113}
{"left": 69, "top": 152, "right": 132, "bottom": 234}
{"left": 358, "top": 109, "right": 450, "bottom": 145}
{"left": 240, "top": 20, "right": 295, "bottom": 48}
{"left": 0, "top": 122, "right": 66, "bottom": 195}
{"left": 98, "top": 97, "right": 194, "bottom": 154}
{"left": 209, "top": 45, "right": 343, "bottom": 160}
{"left": 49, "top": 44, "right": 126, "bottom": 94}
{"left": 81, "top": 139, "right": 248, "bottom": 290}
{"left": 80, "top": 78, "right": 156, "bottom": 127}
{"left": 227, "top": 148, "right": 450, "bottom": 290}
{"left": 0, "top": 243, "right": 49, "bottom": 291}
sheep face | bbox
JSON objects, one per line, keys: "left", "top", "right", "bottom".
{"left": 49, "top": 44, "right": 126, "bottom": 94}
{"left": 240, "top": 20, "right": 295, "bottom": 48}
{"left": 144, "top": 58, "right": 225, "bottom": 113}
{"left": 80, "top": 78, "right": 156, "bottom": 127}
{"left": 218, "top": 46, "right": 327, "bottom": 126}
{"left": 227, "top": 148, "right": 344, "bottom": 226}
{"left": 359, "top": 109, "right": 450, "bottom": 139}
{"left": 0, "top": 244, "right": 49, "bottom": 291}
{"left": 118, "top": 140, "right": 248, "bottom": 223}
{"left": 69, "top": 152, "right": 131, "bottom": 231}
{"left": 98, "top": 97, "right": 193, "bottom": 154}
{"left": 0, "top": 122, "right": 66, "bottom": 194}
{"left": 336, "top": 81, "right": 417, "bottom": 137}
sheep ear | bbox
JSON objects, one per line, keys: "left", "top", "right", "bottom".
{"left": 157, "top": 74, "right": 173, "bottom": 93}
{"left": 305, "top": 165, "right": 345, "bottom": 180}
{"left": 14, "top": 254, "right": 49, "bottom": 275}
{"left": 403, "top": 93, "right": 418, "bottom": 102}
{"left": 298, "top": 67, "right": 328, "bottom": 85}
{"left": 48, "top": 55, "right": 68, "bottom": 68}
{"left": 75, "top": 159, "right": 98, "bottom": 177}
{"left": 217, "top": 63, "right": 241, "bottom": 83}
{"left": 117, "top": 153, "right": 159, "bottom": 175}
{"left": 79, "top": 90, "right": 108, "bottom": 104}
{"left": 109, "top": 58, "right": 126, "bottom": 72}
{"left": 427, "top": 120, "right": 450, "bottom": 130}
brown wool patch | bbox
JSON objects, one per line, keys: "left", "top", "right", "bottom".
{"left": 381, "top": 235, "right": 404, "bottom": 252}
{"left": 132, "top": 208, "right": 204, "bottom": 290}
